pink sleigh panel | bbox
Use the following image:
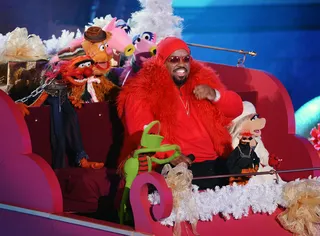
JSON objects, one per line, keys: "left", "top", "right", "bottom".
{"left": 204, "top": 62, "right": 320, "bottom": 180}
{"left": 130, "top": 172, "right": 291, "bottom": 236}
{"left": 0, "top": 90, "right": 63, "bottom": 213}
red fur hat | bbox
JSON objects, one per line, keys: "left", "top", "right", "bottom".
{"left": 156, "top": 37, "right": 190, "bottom": 62}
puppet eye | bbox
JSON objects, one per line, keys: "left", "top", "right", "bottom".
{"left": 99, "top": 45, "right": 105, "bottom": 51}
{"left": 85, "top": 62, "right": 91, "bottom": 67}
{"left": 141, "top": 32, "right": 154, "bottom": 41}
{"left": 121, "top": 25, "right": 131, "bottom": 34}
{"left": 132, "top": 36, "right": 141, "bottom": 45}
{"left": 104, "top": 43, "right": 109, "bottom": 48}
{"left": 78, "top": 63, "right": 86, "bottom": 68}
{"left": 251, "top": 114, "right": 259, "bottom": 120}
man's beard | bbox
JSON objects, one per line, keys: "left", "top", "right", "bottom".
{"left": 173, "top": 75, "right": 187, "bottom": 86}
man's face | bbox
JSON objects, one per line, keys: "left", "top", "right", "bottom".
{"left": 165, "top": 49, "right": 191, "bottom": 86}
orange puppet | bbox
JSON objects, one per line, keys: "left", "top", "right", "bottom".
{"left": 78, "top": 26, "right": 120, "bottom": 104}
{"left": 81, "top": 26, "right": 113, "bottom": 76}
{"left": 20, "top": 55, "right": 104, "bottom": 169}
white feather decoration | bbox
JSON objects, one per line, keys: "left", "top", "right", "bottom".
{"left": 129, "top": 0, "right": 183, "bottom": 42}
{"left": 85, "top": 14, "right": 114, "bottom": 31}
{"left": 148, "top": 176, "right": 320, "bottom": 226}
{"left": 43, "top": 29, "right": 82, "bottom": 55}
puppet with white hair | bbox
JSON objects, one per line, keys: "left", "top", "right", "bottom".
{"left": 228, "top": 101, "right": 283, "bottom": 184}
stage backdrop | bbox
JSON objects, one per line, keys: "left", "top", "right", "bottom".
{"left": 0, "top": 0, "right": 319, "bottom": 111}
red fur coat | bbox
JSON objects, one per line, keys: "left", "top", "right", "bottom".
{"left": 117, "top": 57, "right": 243, "bottom": 166}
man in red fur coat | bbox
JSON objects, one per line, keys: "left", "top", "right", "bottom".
{"left": 117, "top": 37, "right": 243, "bottom": 188}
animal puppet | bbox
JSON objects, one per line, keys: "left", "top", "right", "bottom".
{"left": 119, "top": 31, "right": 157, "bottom": 86}
{"left": 81, "top": 26, "right": 113, "bottom": 76}
{"left": 102, "top": 17, "right": 135, "bottom": 59}
{"left": 68, "top": 17, "right": 135, "bottom": 66}
{"left": 227, "top": 132, "right": 260, "bottom": 185}
{"left": 108, "top": 31, "right": 157, "bottom": 86}
{"left": 161, "top": 162, "right": 199, "bottom": 236}
{"left": 228, "top": 101, "right": 282, "bottom": 185}
{"left": 19, "top": 55, "right": 104, "bottom": 169}
{"left": 277, "top": 179, "right": 320, "bottom": 236}
{"left": 119, "top": 120, "right": 181, "bottom": 225}
{"left": 70, "top": 26, "right": 120, "bottom": 105}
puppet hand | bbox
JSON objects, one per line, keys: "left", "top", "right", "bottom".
{"left": 170, "top": 154, "right": 192, "bottom": 166}
{"left": 249, "top": 138, "right": 257, "bottom": 147}
{"left": 241, "top": 168, "right": 252, "bottom": 174}
{"left": 69, "top": 96, "right": 83, "bottom": 109}
{"left": 193, "top": 85, "right": 216, "bottom": 100}
{"left": 269, "top": 153, "right": 282, "bottom": 169}
{"left": 16, "top": 102, "right": 30, "bottom": 117}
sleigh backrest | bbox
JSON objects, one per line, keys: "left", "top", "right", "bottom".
{"left": 203, "top": 62, "right": 320, "bottom": 180}
{"left": 24, "top": 102, "right": 113, "bottom": 168}
{"left": 0, "top": 90, "right": 63, "bottom": 212}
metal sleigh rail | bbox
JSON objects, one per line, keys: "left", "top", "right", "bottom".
{"left": 186, "top": 42, "right": 257, "bottom": 67}
{"left": 193, "top": 167, "right": 320, "bottom": 184}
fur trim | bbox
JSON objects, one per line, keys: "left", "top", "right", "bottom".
{"left": 117, "top": 58, "right": 233, "bottom": 166}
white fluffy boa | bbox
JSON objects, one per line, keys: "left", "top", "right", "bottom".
{"left": 148, "top": 176, "right": 320, "bottom": 226}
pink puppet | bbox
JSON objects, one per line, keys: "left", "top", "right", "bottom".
{"left": 102, "top": 18, "right": 135, "bottom": 57}
{"left": 120, "top": 31, "right": 157, "bottom": 86}
{"left": 66, "top": 17, "right": 135, "bottom": 60}
{"left": 132, "top": 32, "right": 157, "bottom": 57}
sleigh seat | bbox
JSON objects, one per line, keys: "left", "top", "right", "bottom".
{"left": 23, "top": 102, "right": 118, "bottom": 213}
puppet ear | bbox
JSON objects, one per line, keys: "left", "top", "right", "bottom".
{"left": 161, "top": 164, "right": 172, "bottom": 177}
{"left": 176, "top": 162, "right": 188, "bottom": 169}
{"left": 104, "top": 17, "right": 117, "bottom": 32}
{"left": 106, "top": 31, "right": 112, "bottom": 40}
{"left": 105, "top": 31, "right": 112, "bottom": 40}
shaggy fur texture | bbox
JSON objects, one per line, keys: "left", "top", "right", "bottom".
{"left": 69, "top": 76, "right": 119, "bottom": 104}
{"left": 117, "top": 57, "right": 234, "bottom": 167}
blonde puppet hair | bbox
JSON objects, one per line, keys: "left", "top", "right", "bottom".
{"left": 229, "top": 101, "right": 257, "bottom": 148}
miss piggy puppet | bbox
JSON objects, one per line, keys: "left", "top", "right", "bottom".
{"left": 227, "top": 101, "right": 283, "bottom": 185}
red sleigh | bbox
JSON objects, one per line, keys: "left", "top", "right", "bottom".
{"left": 0, "top": 61, "right": 319, "bottom": 236}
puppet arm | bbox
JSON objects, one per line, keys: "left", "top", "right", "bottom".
{"left": 124, "top": 95, "right": 173, "bottom": 159}
{"left": 29, "top": 91, "right": 49, "bottom": 107}
{"left": 15, "top": 91, "right": 49, "bottom": 117}
{"left": 16, "top": 103, "right": 30, "bottom": 116}
{"left": 69, "top": 95, "right": 84, "bottom": 109}
{"left": 226, "top": 151, "right": 242, "bottom": 174}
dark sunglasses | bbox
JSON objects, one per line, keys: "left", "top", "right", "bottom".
{"left": 241, "top": 137, "right": 253, "bottom": 141}
{"left": 167, "top": 55, "right": 191, "bottom": 64}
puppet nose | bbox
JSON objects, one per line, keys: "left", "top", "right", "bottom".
{"left": 150, "top": 46, "right": 157, "bottom": 56}
{"left": 124, "top": 44, "right": 135, "bottom": 57}
{"left": 83, "top": 68, "right": 93, "bottom": 78}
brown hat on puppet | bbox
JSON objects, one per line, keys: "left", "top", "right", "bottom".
{"left": 84, "top": 26, "right": 107, "bottom": 43}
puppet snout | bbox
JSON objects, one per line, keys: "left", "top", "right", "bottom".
{"left": 256, "top": 117, "right": 266, "bottom": 129}
{"left": 83, "top": 67, "right": 93, "bottom": 78}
